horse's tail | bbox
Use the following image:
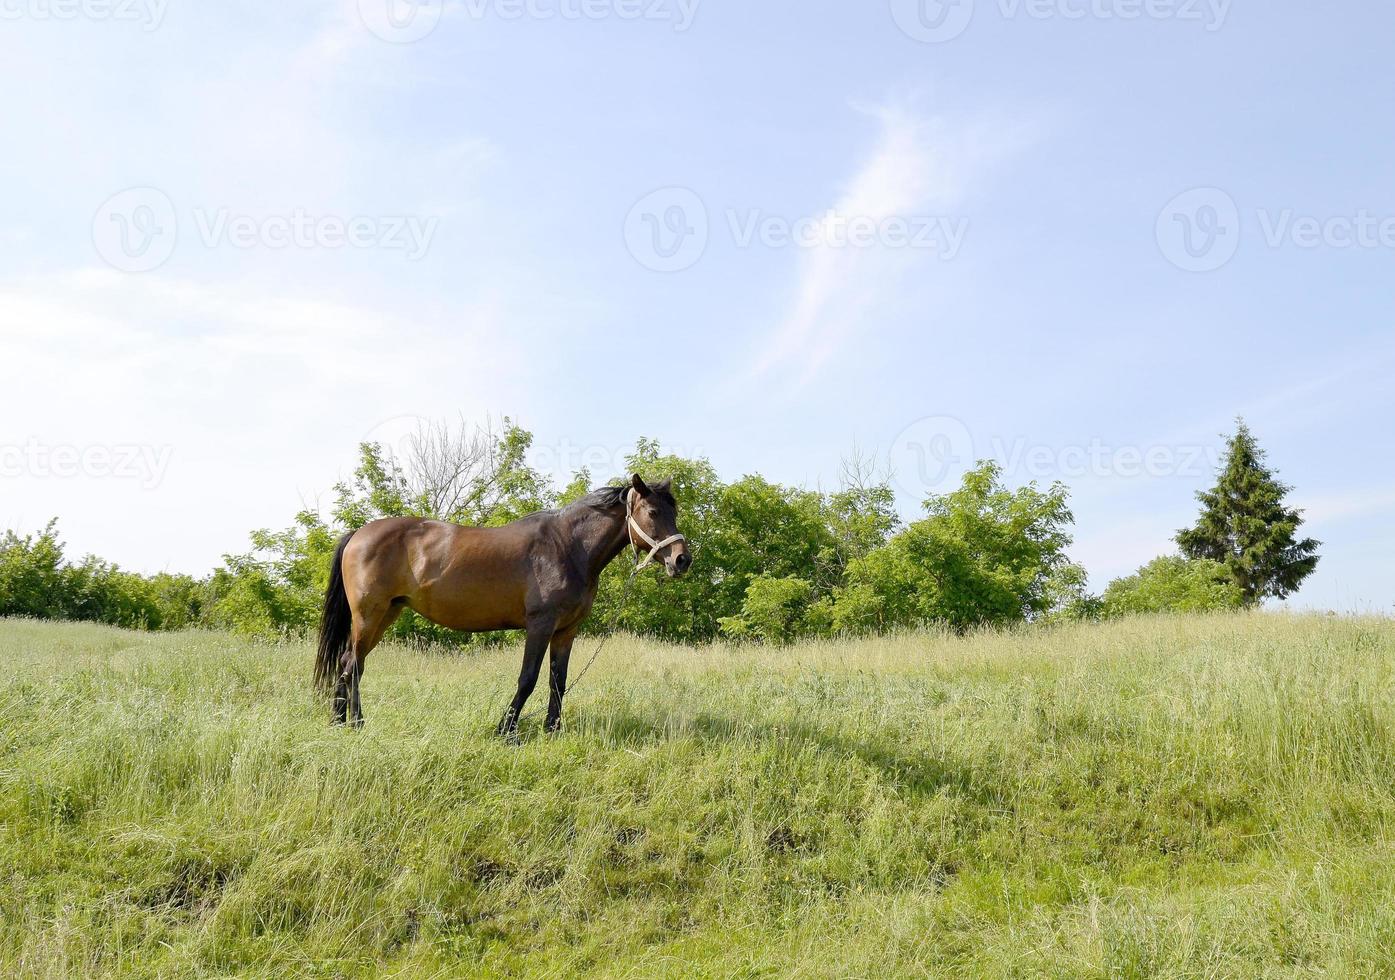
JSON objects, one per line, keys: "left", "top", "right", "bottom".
{"left": 314, "top": 531, "right": 355, "bottom": 696}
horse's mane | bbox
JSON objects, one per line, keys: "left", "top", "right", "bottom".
{"left": 564, "top": 482, "right": 674, "bottom": 515}
{"left": 566, "top": 485, "right": 628, "bottom": 513}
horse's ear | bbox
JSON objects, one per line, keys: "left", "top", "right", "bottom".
{"left": 631, "top": 473, "right": 652, "bottom": 497}
{"left": 654, "top": 478, "right": 673, "bottom": 496}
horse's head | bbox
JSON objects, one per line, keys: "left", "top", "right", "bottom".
{"left": 627, "top": 473, "right": 691, "bottom": 578}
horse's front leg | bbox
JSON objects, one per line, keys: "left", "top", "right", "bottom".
{"left": 545, "top": 627, "right": 578, "bottom": 734}
{"left": 496, "top": 613, "right": 557, "bottom": 740}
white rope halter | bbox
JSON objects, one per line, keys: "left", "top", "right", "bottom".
{"left": 626, "top": 488, "right": 687, "bottom": 569}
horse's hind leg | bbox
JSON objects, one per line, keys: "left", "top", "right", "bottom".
{"left": 334, "top": 599, "right": 402, "bottom": 728}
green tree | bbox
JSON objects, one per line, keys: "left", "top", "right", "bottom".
{"left": 1176, "top": 420, "right": 1320, "bottom": 605}
{"left": 836, "top": 462, "right": 1078, "bottom": 632}
{"left": 1101, "top": 555, "right": 1245, "bottom": 617}
{"left": 0, "top": 521, "right": 67, "bottom": 619}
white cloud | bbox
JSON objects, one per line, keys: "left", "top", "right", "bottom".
{"left": 749, "top": 101, "right": 1030, "bottom": 387}
{"left": 0, "top": 269, "right": 523, "bottom": 414}
{"left": 0, "top": 270, "right": 528, "bottom": 572}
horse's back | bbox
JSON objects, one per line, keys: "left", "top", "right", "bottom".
{"left": 342, "top": 516, "right": 547, "bottom": 632}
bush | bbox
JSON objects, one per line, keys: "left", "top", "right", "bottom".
{"left": 1101, "top": 556, "right": 1246, "bottom": 617}
{"left": 719, "top": 575, "right": 824, "bottom": 644}
{"left": 0, "top": 521, "right": 200, "bottom": 630}
{"left": 2, "top": 425, "right": 1103, "bottom": 645}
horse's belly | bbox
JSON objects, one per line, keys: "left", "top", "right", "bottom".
{"left": 409, "top": 581, "right": 527, "bottom": 633}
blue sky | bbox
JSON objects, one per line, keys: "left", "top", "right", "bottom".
{"left": 1, "top": 0, "right": 1392, "bottom": 610}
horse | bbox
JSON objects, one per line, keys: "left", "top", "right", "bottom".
{"left": 313, "top": 473, "right": 691, "bottom": 735}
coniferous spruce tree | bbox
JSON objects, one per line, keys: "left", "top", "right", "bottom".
{"left": 1176, "top": 419, "right": 1320, "bottom": 606}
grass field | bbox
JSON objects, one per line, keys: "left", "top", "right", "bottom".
{"left": 3, "top": 614, "right": 1395, "bottom": 978}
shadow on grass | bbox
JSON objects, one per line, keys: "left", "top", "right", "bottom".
{"left": 587, "top": 708, "right": 1012, "bottom": 811}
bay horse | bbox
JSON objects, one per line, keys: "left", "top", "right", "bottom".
{"left": 313, "top": 474, "right": 690, "bottom": 735}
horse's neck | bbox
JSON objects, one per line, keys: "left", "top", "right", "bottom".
{"left": 571, "top": 506, "right": 631, "bottom": 583}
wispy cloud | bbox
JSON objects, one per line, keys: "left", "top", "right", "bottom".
{"left": 749, "top": 100, "right": 1029, "bottom": 388}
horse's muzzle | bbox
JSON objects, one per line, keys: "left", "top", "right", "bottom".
{"left": 666, "top": 549, "right": 692, "bottom": 578}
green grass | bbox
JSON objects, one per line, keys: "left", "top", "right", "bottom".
{"left": 3, "top": 613, "right": 1395, "bottom": 977}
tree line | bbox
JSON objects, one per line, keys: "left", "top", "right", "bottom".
{"left": 0, "top": 419, "right": 1321, "bottom": 644}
